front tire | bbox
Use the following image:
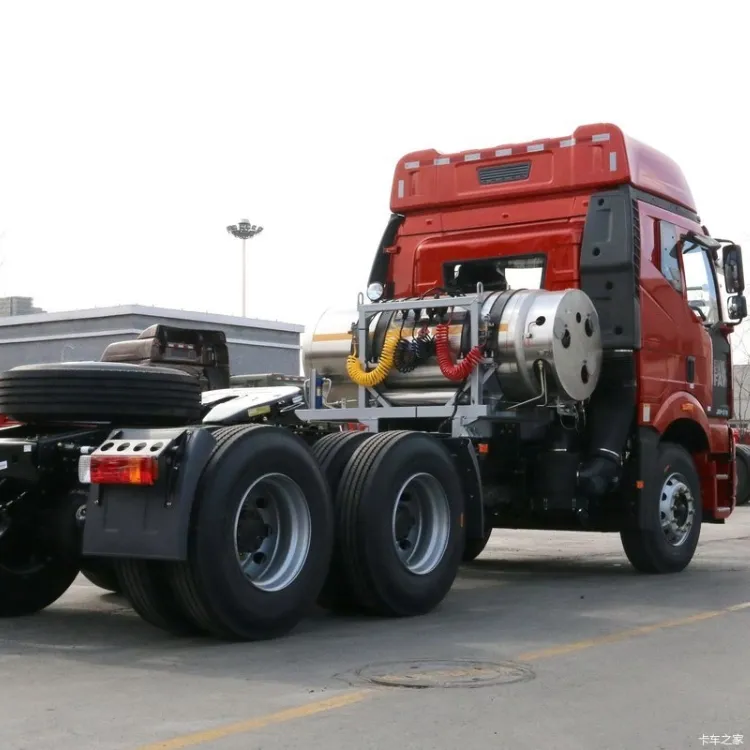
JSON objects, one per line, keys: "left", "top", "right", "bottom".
{"left": 168, "top": 425, "right": 334, "bottom": 641}
{"left": 336, "top": 431, "right": 464, "bottom": 617}
{"left": 620, "top": 441, "right": 702, "bottom": 574}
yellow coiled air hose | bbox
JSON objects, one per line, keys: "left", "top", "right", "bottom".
{"left": 346, "top": 329, "right": 400, "bottom": 387}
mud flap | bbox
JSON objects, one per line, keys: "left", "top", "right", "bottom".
{"left": 624, "top": 426, "right": 660, "bottom": 531}
{"left": 82, "top": 426, "right": 217, "bottom": 561}
{"left": 435, "top": 435, "right": 485, "bottom": 540}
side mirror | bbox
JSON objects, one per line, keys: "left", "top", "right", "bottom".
{"left": 723, "top": 244, "right": 745, "bottom": 294}
{"left": 727, "top": 294, "right": 747, "bottom": 322}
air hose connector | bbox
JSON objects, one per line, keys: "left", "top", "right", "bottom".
{"left": 435, "top": 323, "right": 483, "bottom": 382}
{"left": 346, "top": 329, "right": 400, "bottom": 387}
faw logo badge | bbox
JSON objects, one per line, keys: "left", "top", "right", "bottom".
{"left": 712, "top": 359, "right": 727, "bottom": 388}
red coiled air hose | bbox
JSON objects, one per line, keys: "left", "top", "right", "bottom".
{"left": 435, "top": 323, "right": 484, "bottom": 381}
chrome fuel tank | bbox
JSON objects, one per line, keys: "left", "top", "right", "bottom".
{"left": 487, "top": 288, "right": 602, "bottom": 403}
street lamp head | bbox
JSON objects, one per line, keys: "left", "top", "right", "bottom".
{"left": 226, "top": 220, "right": 264, "bottom": 240}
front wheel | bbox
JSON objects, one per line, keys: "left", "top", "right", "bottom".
{"left": 620, "top": 441, "right": 702, "bottom": 574}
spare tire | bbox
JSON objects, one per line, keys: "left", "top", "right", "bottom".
{"left": 0, "top": 361, "right": 202, "bottom": 425}
{"left": 735, "top": 444, "right": 750, "bottom": 506}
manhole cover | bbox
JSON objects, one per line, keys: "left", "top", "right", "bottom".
{"left": 349, "top": 659, "right": 534, "bottom": 689}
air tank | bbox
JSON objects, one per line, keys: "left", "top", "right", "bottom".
{"left": 303, "top": 289, "right": 603, "bottom": 408}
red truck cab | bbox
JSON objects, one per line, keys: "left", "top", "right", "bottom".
{"left": 366, "top": 123, "right": 745, "bottom": 537}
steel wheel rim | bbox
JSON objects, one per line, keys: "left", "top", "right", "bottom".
{"left": 659, "top": 471, "right": 695, "bottom": 547}
{"left": 391, "top": 472, "right": 451, "bottom": 575}
{"left": 233, "top": 472, "right": 312, "bottom": 592}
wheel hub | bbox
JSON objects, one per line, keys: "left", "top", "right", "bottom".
{"left": 233, "top": 473, "right": 312, "bottom": 593}
{"left": 659, "top": 472, "right": 695, "bottom": 547}
{"left": 391, "top": 473, "right": 451, "bottom": 576}
{"left": 395, "top": 501, "right": 417, "bottom": 549}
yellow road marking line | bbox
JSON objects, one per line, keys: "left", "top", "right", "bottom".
{"left": 133, "top": 599, "right": 750, "bottom": 749}
{"left": 517, "top": 601, "right": 750, "bottom": 662}
{"left": 134, "top": 690, "right": 372, "bottom": 750}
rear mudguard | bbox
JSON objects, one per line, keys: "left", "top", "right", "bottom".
{"left": 82, "top": 426, "right": 217, "bottom": 561}
{"left": 622, "top": 426, "right": 659, "bottom": 532}
{"left": 434, "top": 435, "right": 485, "bottom": 540}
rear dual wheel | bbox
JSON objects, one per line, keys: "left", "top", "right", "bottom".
{"left": 319, "top": 430, "right": 464, "bottom": 617}
{"left": 0, "top": 558, "right": 79, "bottom": 617}
{"left": 115, "top": 425, "right": 334, "bottom": 640}
{"left": 162, "top": 425, "right": 333, "bottom": 640}
{"left": 311, "top": 431, "right": 372, "bottom": 611}
{"left": 81, "top": 559, "right": 122, "bottom": 594}
{"left": 0, "top": 508, "right": 79, "bottom": 617}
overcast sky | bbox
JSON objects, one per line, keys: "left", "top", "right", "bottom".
{"left": 0, "top": 0, "right": 747, "bottom": 340}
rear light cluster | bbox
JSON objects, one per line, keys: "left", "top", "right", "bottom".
{"left": 78, "top": 438, "right": 168, "bottom": 486}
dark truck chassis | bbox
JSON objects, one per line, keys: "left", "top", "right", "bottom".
{"left": 0, "top": 324, "right": 697, "bottom": 642}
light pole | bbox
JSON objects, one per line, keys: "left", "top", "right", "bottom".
{"left": 226, "top": 219, "right": 264, "bottom": 317}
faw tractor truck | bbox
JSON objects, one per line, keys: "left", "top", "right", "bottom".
{"left": 0, "top": 123, "right": 745, "bottom": 641}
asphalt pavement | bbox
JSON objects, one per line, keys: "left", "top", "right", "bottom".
{"left": 1, "top": 510, "right": 749, "bottom": 750}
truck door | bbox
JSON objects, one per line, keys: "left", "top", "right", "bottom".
{"left": 681, "top": 239, "right": 731, "bottom": 419}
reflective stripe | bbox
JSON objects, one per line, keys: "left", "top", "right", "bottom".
{"left": 527, "top": 143, "right": 544, "bottom": 152}
{"left": 495, "top": 148, "right": 512, "bottom": 157}
{"left": 592, "top": 133, "right": 611, "bottom": 142}
{"left": 397, "top": 179, "right": 405, "bottom": 198}
{"left": 434, "top": 157, "right": 450, "bottom": 166}
{"left": 464, "top": 153, "right": 481, "bottom": 162}
{"left": 560, "top": 138, "right": 576, "bottom": 148}
{"left": 609, "top": 151, "right": 617, "bottom": 171}
{"left": 404, "top": 160, "right": 420, "bottom": 169}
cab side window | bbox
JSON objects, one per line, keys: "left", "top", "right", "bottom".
{"left": 659, "top": 221, "right": 683, "bottom": 293}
